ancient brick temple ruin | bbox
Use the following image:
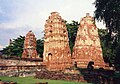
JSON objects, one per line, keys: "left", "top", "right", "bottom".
{"left": 43, "top": 12, "right": 72, "bottom": 70}
{"left": 72, "top": 13, "right": 106, "bottom": 68}
{"left": 22, "top": 31, "right": 39, "bottom": 58}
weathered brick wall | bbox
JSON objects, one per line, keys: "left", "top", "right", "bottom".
{"left": 0, "top": 59, "right": 42, "bottom": 66}
{"left": 35, "top": 68, "right": 117, "bottom": 84}
{"left": 35, "top": 70, "right": 86, "bottom": 83}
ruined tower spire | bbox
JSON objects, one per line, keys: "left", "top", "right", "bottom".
{"left": 72, "top": 13, "right": 106, "bottom": 68}
{"left": 43, "top": 12, "right": 71, "bottom": 70}
{"left": 22, "top": 30, "right": 39, "bottom": 59}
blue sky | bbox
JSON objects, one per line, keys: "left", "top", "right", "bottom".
{"left": 0, "top": 0, "right": 105, "bottom": 50}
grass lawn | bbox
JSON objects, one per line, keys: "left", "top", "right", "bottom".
{"left": 0, "top": 76, "right": 92, "bottom": 84}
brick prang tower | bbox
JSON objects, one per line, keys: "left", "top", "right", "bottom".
{"left": 22, "top": 31, "right": 39, "bottom": 59}
{"left": 43, "top": 12, "right": 72, "bottom": 70}
{"left": 72, "top": 13, "right": 106, "bottom": 68}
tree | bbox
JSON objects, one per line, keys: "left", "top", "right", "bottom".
{"left": 94, "top": 0, "right": 120, "bottom": 34}
{"left": 94, "top": 0, "right": 120, "bottom": 69}
{"left": 66, "top": 21, "right": 79, "bottom": 52}
{"left": 98, "top": 29, "right": 115, "bottom": 64}
{"left": 36, "top": 39, "right": 44, "bottom": 58}
{"left": 2, "top": 35, "right": 25, "bottom": 57}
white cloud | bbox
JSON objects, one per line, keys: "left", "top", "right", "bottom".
{"left": 0, "top": 0, "right": 96, "bottom": 30}
{"left": 0, "top": 45, "right": 4, "bottom": 50}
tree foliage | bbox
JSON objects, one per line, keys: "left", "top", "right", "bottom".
{"left": 36, "top": 39, "right": 44, "bottom": 58}
{"left": 2, "top": 35, "right": 25, "bottom": 57}
{"left": 98, "top": 29, "right": 115, "bottom": 64}
{"left": 94, "top": 0, "right": 120, "bottom": 33}
{"left": 66, "top": 21, "right": 79, "bottom": 52}
{"left": 94, "top": 0, "right": 120, "bottom": 69}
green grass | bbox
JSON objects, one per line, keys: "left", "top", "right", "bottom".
{"left": 0, "top": 76, "right": 91, "bottom": 84}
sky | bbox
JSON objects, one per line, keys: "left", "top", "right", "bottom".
{"left": 0, "top": 0, "right": 105, "bottom": 50}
